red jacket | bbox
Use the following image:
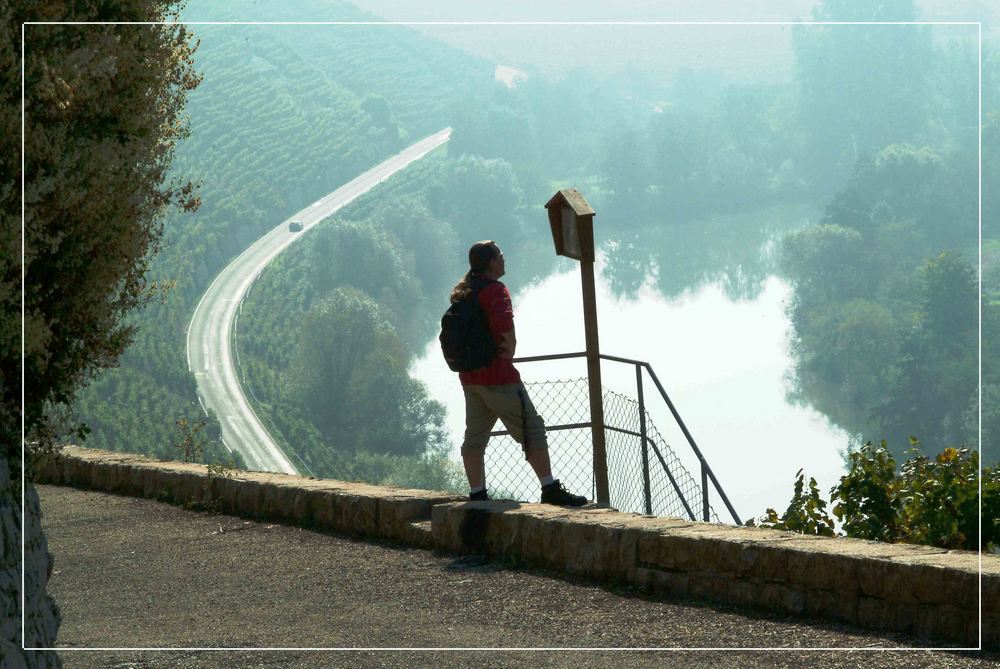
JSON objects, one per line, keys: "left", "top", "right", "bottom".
{"left": 459, "top": 280, "right": 522, "bottom": 386}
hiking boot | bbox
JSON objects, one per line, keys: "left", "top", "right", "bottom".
{"left": 468, "top": 489, "right": 490, "bottom": 501}
{"left": 540, "top": 480, "right": 587, "bottom": 507}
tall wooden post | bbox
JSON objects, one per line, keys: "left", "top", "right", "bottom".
{"left": 580, "top": 254, "right": 610, "bottom": 505}
{"left": 544, "top": 188, "right": 609, "bottom": 505}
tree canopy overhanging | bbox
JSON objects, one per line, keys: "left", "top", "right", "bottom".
{"left": 1, "top": 1, "right": 201, "bottom": 477}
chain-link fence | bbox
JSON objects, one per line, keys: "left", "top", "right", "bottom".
{"left": 484, "top": 377, "right": 721, "bottom": 522}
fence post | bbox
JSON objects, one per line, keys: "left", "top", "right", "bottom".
{"left": 701, "top": 461, "right": 709, "bottom": 521}
{"left": 636, "top": 365, "right": 652, "bottom": 515}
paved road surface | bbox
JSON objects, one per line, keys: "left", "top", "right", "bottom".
{"left": 185, "top": 129, "right": 451, "bottom": 475}
{"left": 40, "top": 485, "right": 997, "bottom": 669}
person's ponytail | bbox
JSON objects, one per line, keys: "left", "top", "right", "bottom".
{"left": 449, "top": 240, "right": 497, "bottom": 303}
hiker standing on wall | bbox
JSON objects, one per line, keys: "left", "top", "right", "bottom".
{"left": 442, "top": 240, "right": 588, "bottom": 506}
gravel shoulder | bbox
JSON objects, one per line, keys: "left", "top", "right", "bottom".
{"left": 38, "top": 484, "right": 997, "bottom": 669}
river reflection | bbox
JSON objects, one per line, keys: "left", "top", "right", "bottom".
{"left": 411, "top": 248, "right": 849, "bottom": 522}
{"left": 602, "top": 202, "right": 819, "bottom": 302}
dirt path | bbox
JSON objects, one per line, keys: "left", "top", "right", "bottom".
{"left": 38, "top": 485, "right": 996, "bottom": 668}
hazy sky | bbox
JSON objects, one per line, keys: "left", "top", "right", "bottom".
{"left": 347, "top": 0, "right": 991, "bottom": 81}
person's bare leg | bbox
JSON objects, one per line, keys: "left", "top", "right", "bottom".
{"left": 462, "top": 450, "right": 486, "bottom": 490}
{"left": 526, "top": 447, "right": 553, "bottom": 480}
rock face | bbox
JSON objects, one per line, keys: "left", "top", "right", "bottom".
{"left": 1, "top": 458, "right": 62, "bottom": 669}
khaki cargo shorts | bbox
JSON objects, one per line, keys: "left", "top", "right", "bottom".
{"left": 461, "top": 383, "right": 548, "bottom": 455}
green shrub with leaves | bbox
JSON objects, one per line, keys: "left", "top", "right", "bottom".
{"left": 893, "top": 444, "right": 983, "bottom": 549}
{"left": 749, "top": 469, "right": 835, "bottom": 537}
{"left": 830, "top": 439, "right": 898, "bottom": 542}
{"left": 753, "top": 439, "right": 999, "bottom": 553}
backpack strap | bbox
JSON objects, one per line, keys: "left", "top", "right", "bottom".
{"left": 469, "top": 275, "right": 496, "bottom": 297}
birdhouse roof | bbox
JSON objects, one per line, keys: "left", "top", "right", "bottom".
{"left": 544, "top": 188, "right": 595, "bottom": 217}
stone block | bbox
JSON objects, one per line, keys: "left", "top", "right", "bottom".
{"left": 741, "top": 543, "right": 791, "bottom": 582}
{"left": 857, "top": 596, "right": 902, "bottom": 633}
{"left": 402, "top": 520, "right": 434, "bottom": 549}
{"left": 985, "top": 571, "right": 1000, "bottom": 614}
{"left": 519, "top": 511, "right": 563, "bottom": 569}
{"left": 139, "top": 467, "right": 156, "bottom": 498}
{"left": 60, "top": 457, "right": 76, "bottom": 486}
{"left": 122, "top": 464, "right": 145, "bottom": 497}
{"left": 483, "top": 507, "right": 522, "bottom": 558}
{"left": 857, "top": 558, "right": 925, "bottom": 604}
{"left": 727, "top": 579, "right": 759, "bottom": 608}
{"left": 154, "top": 470, "right": 179, "bottom": 501}
{"left": 656, "top": 534, "right": 699, "bottom": 572}
{"left": 75, "top": 459, "right": 94, "bottom": 489}
{"left": 563, "top": 520, "right": 599, "bottom": 577}
{"left": 591, "top": 523, "right": 624, "bottom": 582}
{"left": 984, "top": 613, "right": 999, "bottom": 649}
{"left": 657, "top": 532, "right": 741, "bottom": 574}
{"left": 92, "top": 460, "right": 113, "bottom": 490}
{"left": 158, "top": 469, "right": 179, "bottom": 500}
{"left": 348, "top": 494, "right": 378, "bottom": 536}
{"left": 107, "top": 463, "right": 128, "bottom": 494}
{"left": 258, "top": 481, "right": 284, "bottom": 519}
{"left": 452, "top": 504, "right": 494, "bottom": 554}
{"left": 617, "top": 526, "right": 643, "bottom": 584}
{"left": 431, "top": 503, "right": 462, "bottom": 551}
{"left": 643, "top": 567, "right": 688, "bottom": 598}
{"left": 34, "top": 456, "right": 57, "bottom": 485}
{"left": 687, "top": 571, "right": 729, "bottom": 601}
{"left": 377, "top": 496, "right": 436, "bottom": 543}
{"left": 213, "top": 476, "right": 242, "bottom": 515}
{"left": 235, "top": 479, "right": 264, "bottom": 518}
{"left": 374, "top": 496, "right": 405, "bottom": 540}
{"left": 786, "top": 547, "right": 857, "bottom": 594}
{"left": 289, "top": 488, "right": 312, "bottom": 526}
{"left": 752, "top": 582, "right": 791, "bottom": 611}
{"left": 310, "top": 490, "right": 338, "bottom": 531}
{"left": 636, "top": 530, "right": 660, "bottom": 567}
{"left": 911, "top": 604, "right": 970, "bottom": 646}
{"left": 803, "top": 587, "right": 857, "bottom": 624}
{"left": 780, "top": 587, "right": 806, "bottom": 614}
{"left": 170, "top": 471, "right": 202, "bottom": 505}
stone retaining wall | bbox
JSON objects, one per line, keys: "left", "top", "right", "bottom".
{"left": 36, "top": 447, "right": 999, "bottom": 648}
{"left": 37, "top": 447, "right": 464, "bottom": 549}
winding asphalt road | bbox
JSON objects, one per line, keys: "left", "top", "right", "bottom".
{"left": 186, "top": 128, "right": 452, "bottom": 475}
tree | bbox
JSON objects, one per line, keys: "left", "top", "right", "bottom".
{"left": 823, "top": 144, "right": 949, "bottom": 248}
{"left": 437, "top": 155, "right": 525, "bottom": 247}
{"left": 287, "top": 286, "right": 446, "bottom": 459}
{"left": 792, "top": 0, "right": 934, "bottom": 192}
{"left": 780, "top": 224, "right": 867, "bottom": 310}
{"left": 917, "top": 250, "right": 977, "bottom": 352}
{"left": 3, "top": 4, "right": 200, "bottom": 469}
{"left": 1, "top": 4, "right": 200, "bottom": 662}
{"left": 360, "top": 94, "right": 392, "bottom": 128}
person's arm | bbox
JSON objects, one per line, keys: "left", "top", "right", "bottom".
{"left": 485, "top": 283, "right": 516, "bottom": 359}
{"left": 498, "top": 327, "right": 516, "bottom": 359}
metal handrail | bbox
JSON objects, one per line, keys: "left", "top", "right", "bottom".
{"left": 601, "top": 424, "right": 696, "bottom": 521}
{"left": 499, "top": 351, "right": 742, "bottom": 524}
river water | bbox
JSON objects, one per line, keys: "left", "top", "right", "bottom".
{"left": 411, "top": 253, "right": 849, "bottom": 522}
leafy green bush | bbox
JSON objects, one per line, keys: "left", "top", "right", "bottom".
{"left": 748, "top": 469, "right": 835, "bottom": 537}
{"left": 831, "top": 439, "right": 898, "bottom": 542}
{"left": 752, "top": 439, "right": 999, "bottom": 552}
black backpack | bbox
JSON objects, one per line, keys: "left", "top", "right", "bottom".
{"left": 439, "top": 278, "right": 498, "bottom": 372}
